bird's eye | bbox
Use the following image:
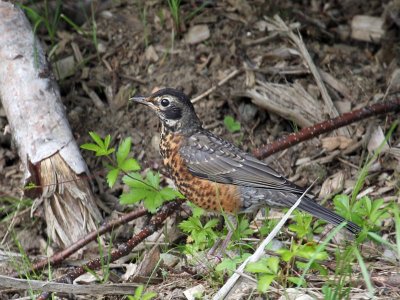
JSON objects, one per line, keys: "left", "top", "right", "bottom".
{"left": 160, "top": 98, "right": 170, "bottom": 107}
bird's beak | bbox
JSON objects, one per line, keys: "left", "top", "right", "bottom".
{"left": 130, "top": 95, "right": 158, "bottom": 110}
{"left": 130, "top": 96, "right": 147, "bottom": 104}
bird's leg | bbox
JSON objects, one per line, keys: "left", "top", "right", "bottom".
{"left": 207, "top": 215, "right": 237, "bottom": 259}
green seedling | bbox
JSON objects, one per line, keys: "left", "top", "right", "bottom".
{"left": 179, "top": 215, "right": 219, "bottom": 252}
{"left": 81, "top": 132, "right": 183, "bottom": 213}
{"left": 167, "top": 0, "right": 181, "bottom": 32}
{"left": 223, "top": 115, "right": 241, "bottom": 133}
{"left": 127, "top": 285, "right": 157, "bottom": 300}
{"left": 246, "top": 256, "right": 280, "bottom": 293}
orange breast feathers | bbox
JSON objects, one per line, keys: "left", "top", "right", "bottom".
{"left": 160, "top": 132, "right": 242, "bottom": 213}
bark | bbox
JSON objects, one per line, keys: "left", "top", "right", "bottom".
{"left": 0, "top": 2, "right": 102, "bottom": 248}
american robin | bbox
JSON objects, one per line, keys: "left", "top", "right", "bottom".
{"left": 131, "top": 88, "right": 361, "bottom": 234}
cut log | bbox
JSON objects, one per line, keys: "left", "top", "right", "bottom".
{"left": 0, "top": 2, "right": 102, "bottom": 248}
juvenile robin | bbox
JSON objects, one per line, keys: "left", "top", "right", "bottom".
{"left": 131, "top": 88, "right": 361, "bottom": 234}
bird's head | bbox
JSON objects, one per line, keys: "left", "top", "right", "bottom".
{"left": 131, "top": 88, "right": 202, "bottom": 133}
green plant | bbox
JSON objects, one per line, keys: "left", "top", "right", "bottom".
{"left": 59, "top": 8, "right": 99, "bottom": 56}
{"left": 0, "top": 197, "right": 32, "bottom": 223}
{"left": 126, "top": 285, "right": 157, "bottom": 300}
{"left": 137, "top": 2, "right": 149, "bottom": 47}
{"left": 351, "top": 122, "right": 398, "bottom": 202}
{"left": 178, "top": 215, "right": 219, "bottom": 252}
{"left": 245, "top": 256, "right": 280, "bottom": 293}
{"left": 83, "top": 236, "right": 113, "bottom": 283}
{"left": 167, "top": 0, "right": 181, "bottom": 31}
{"left": 333, "top": 194, "right": 390, "bottom": 236}
{"left": 231, "top": 216, "right": 253, "bottom": 242}
{"left": 288, "top": 211, "right": 325, "bottom": 239}
{"left": 81, "top": 132, "right": 183, "bottom": 212}
{"left": 392, "top": 203, "right": 400, "bottom": 259}
{"left": 317, "top": 123, "right": 399, "bottom": 299}
{"left": 278, "top": 241, "right": 328, "bottom": 282}
{"left": 19, "top": 1, "right": 62, "bottom": 45}
{"left": 184, "top": 1, "right": 210, "bottom": 23}
{"left": 216, "top": 253, "right": 251, "bottom": 275}
{"left": 223, "top": 115, "right": 241, "bottom": 133}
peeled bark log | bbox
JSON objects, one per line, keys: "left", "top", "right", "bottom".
{"left": 0, "top": 2, "right": 102, "bottom": 248}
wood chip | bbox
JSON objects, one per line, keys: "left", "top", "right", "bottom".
{"left": 53, "top": 55, "right": 75, "bottom": 80}
{"left": 351, "top": 15, "right": 385, "bottom": 43}
{"left": 319, "top": 171, "right": 345, "bottom": 198}
{"left": 367, "top": 126, "right": 390, "bottom": 154}
{"left": 321, "top": 136, "right": 354, "bottom": 151}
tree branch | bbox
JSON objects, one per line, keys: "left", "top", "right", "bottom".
{"left": 36, "top": 200, "right": 183, "bottom": 300}
{"left": 253, "top": 96, "right": 400, "bottom": 159}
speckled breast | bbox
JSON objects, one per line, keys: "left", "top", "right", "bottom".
{"left": 159, "top": 131, "right": 241, "bottom": 213}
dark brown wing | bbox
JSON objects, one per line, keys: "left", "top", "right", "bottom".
{"left": 179, "top": 131, "right": 303, "bottom": 193}
{"left": 180, "top": 131, "right": 362, "bottom": 235}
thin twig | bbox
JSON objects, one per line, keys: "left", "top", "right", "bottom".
{"left": 17, "top": 206, "right": 148, "bottom": 277}
{"left": 267, "top": 15, "right": 349, "bottom": 137}
{"left": 253, "top": 96, "right": 400, "bottom": 159}
{"left": 191, "top": 69, "right": 242, "bottom": 103}
{"left": 36, "top": 200, "right": 183, "bottom": 300}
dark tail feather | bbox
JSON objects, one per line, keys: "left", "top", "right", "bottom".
{"left": 298, "top": 196, "right": 361, "bottom": 234}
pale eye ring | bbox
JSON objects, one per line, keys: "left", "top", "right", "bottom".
{"left": 160, "top": 98, "right": 170, "bottom": 107}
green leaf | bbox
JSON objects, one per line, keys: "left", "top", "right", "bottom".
{"left": 216, "top": 258, "right": 237, "bottom": 272}
{"left": 19, "top": 5, "right": 43, "bottom": 25}
{"left": 192, "top": 230, "right": 207, "bottom": 243}
{"left": 298, "top": 244, "right": 329, "bottom": 260}
{"left": 146, "top": 171, "right": 160, "bottom": 189}
{"left": 189, "top": 203, "right": 204, "bottom": 218}
{"left": 116, "top": 137, "right": 131, "bottom": 166}
{"left": 104, "top": 134, "right": 111, "bottom": 150}
{"left": 277, "top": 248, "right": 294, "bottom": 262}
{"left": 80, "top": 143, "right": 101, "bottom": 152}
{"left": 142, "top": 292, "right": 157, "bottom": 300}
{"left": 258, "top": 274, "right": 275, "bottom": 293}
{"left": 160, "top": 187, "right": 181, "bottom": 200}
{"left": 267, "top": 257, "right": 279, "bottom": 274}
{"left": 107, "top": 168, "right": 119, "bottom": 187}
{"left": 144, "top": 193, "right": 163, "bottom": 213}
{"left": 204, "top": 218, "right": 219, "bottom": 230}
{"left": 89, "top": 131, "right": 104, "bottom": 148}
{"left": 179, "top": 217, "right": 202, "bottom": 233}
{"left": 123, "top": 173, "right": 150, "bottom": 189}
{"left": 246, "top": 259, "right": 269, "bottom": 274}
{"left": 287, "top": 277, "right": 306, "bottom": 286}
{"left": 134, "top": 285, "right": 144, "bottom": 299}
{"left": 120, "top": 158, "right": 141, "bottom": 172}
{"left": 120, "top": 189, "right": 150, "bottom": 205}
{"left": 354, "top": 247, "right": 375, "bottom": 297}
{"left": 223, "top": 115, "right": 241, "bottom": 133}
{"left": 333, "top": 194, "right": 352, "bottom": 219}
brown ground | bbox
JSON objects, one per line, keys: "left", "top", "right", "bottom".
{"left": 1, "top": 0, "right": 400, "bottom": 299}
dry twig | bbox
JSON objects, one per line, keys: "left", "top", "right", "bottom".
{"left": 191, "top": 69, "right": 241, "bottom": 103}
{"left": 17, "top": 206, "right": 148, "bottom": 277}
{"left": 253, "top": 95, "right": 400, "bottom": 159}
{"left": 36, "top": 200, "right": 183, "bottom": 300}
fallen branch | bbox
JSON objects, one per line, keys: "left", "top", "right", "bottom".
{"left": 36, "top": 199, "right": 184, "bottom": 300}
{"left": 253, "top": 95, "right": 400, "bottom": 159}
{"left": 17, "top": 206, "right": 148, "bottom": 277}
{"left": 0, "top": 275, "right": 140, "bottom": 295}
